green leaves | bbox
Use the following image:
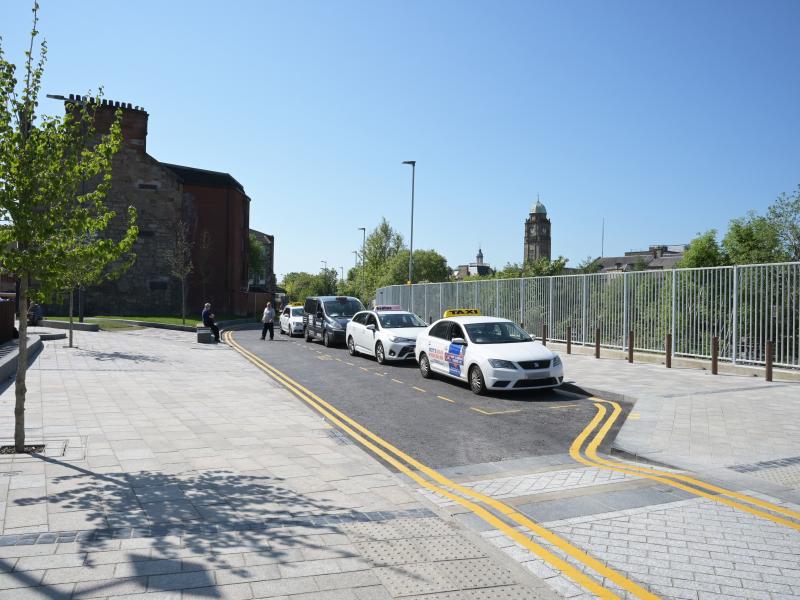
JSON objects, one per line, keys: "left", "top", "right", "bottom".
{"left": 0, "top": 2, "right": 137, "bottom": 294}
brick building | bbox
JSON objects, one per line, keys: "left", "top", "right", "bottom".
{"left": 47, "top": 94, "right": 260, "bottom": 317}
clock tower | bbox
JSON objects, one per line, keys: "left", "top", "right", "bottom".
{"left": 524, "top": 198, "right": 551, "bottom": 263}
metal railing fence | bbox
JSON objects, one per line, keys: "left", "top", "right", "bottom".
{"left": 375, "top": 262, "right": 800, "bottom": 369}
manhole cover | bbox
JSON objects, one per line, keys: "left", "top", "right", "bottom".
{"left": 0, "top": 444, "right": 45, "bottom": 454}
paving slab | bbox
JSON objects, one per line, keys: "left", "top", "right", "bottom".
{"left": 0, "top": 329, "right": 556, "bottom": 599}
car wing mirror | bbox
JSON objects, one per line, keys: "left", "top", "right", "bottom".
{"left": 366, "top": 324, "right": 376, "bottom": 331}
{"left": 451, "top": 337, "right": 467, "bottom": 346}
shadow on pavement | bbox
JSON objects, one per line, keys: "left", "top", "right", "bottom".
{"left": 4, "top": 454, "right": 425, "bottom": 597}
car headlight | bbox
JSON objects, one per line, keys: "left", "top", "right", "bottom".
{"left": 327, "top": 319, "right": 343, "bottom": 330}
{"left": 552, "top": 355, "right": 562, "bottom": 367}
{"left": 488, "top": 359, "right": 517, "bottom": 369}
{"left": 387, "top": 335, "right": 414, "bottom": 343}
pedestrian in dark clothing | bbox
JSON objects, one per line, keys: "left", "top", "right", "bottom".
{"left": 202, "top": 302, "right": 220, "bottom": 342}
{"left": 261, "top": 302, "right": 275, "bottom": 340}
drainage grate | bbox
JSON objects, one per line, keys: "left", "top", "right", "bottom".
{"left": 326, "top": 428, "right": 354, "bottom": 446}
{"left": 0, "top": 439, "right": 68, "bottom": 457}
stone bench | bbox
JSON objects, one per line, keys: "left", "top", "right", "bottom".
{"left": 196, "top": 325, "right": 214, "bottom": 343}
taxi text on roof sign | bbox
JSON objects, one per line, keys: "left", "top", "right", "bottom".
{"left": 374, "top": 305, "right": 403, "bottom": 311}
{"left": 443, "top": 308, "right": 481, "bottom": 318}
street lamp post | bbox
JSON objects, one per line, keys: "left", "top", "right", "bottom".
{"left": 357, "top": 227, "right": 366, "bottom": 300}
{"left": 402, "top": 160, "right": 416, "bottom": 284}
{"left": 339, "top": 266, "right": 344, "bottom": 282}
{"left": 321, "top": 260, "right": 327, "bottom": 272}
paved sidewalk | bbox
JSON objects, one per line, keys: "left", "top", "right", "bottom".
{"left": 0, "top": 328, "right": 554, "bottom": 600}
{"left": 559, "top": 350, "right": 800, "bottom": 499}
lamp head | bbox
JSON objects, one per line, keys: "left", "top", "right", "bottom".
{"left": 402, "top": 160, "right": 416, "bottom": 166}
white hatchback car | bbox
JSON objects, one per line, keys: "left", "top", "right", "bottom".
{"left": 279, "top": 304, "right": 305, "bottom": 337}
{"left": 414, "top": 310, "right": 564, "bottom": 394}
{"left": 346, "top": 306, "right": 428, "bottom": 364}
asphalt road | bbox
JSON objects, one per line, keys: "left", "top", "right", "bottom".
{"left": 234, "top": 328, "right": 631, "bottom": 470}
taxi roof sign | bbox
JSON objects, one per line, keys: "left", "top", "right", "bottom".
{"left": 374, "top": 304, "right": 402, "bottom": 311}
{"left": 443, "top": 308, "right": 481, "bottom": 318}
{"left": 287, "top": 302, "right": 303, "bottom": 307}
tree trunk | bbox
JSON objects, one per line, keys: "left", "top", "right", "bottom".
{"left": 14, "top": 276, "right": 29, "bottom": 453}
{"left": 68, "top": 288, "right": 74, "bottom": 348}
{"left": 181, "top": 278, "right": 186, "bottom": 325}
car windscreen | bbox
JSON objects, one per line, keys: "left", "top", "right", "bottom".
{"left": 291, "top": 308, "right": 304, "bottom": 316}
{"left": 464, "top": 321, "right": 533, "bottom": 344}
{"left": 323, "top": 299, "right": 364, "bottom": 317}
{"left": 378, "top": 313, "right": 427, "bottom": 328}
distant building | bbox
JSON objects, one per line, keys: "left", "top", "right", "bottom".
{"left": 595, "top": 245, "right": 686, "bottom": 272}
{"left": 524, "top": 198, "right": 552, "bottom": 263}
{"left": 248, "top": 229, "right": 276, "bottom": 293}
{"left": 455, "top": 248, "right": 494, "bottom": 280}
{"left": 46, "top": 93, "right": 260, "bottom": 316}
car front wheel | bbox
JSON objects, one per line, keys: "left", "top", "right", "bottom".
{"left": 469, "top": 365, "right": 487, "bottom": 395}
{"left": 419, "top": 353, "right": 432, "bottom": 378}
{"left": 323, "top": 330, "right": 332, "bottom": 347}
{"left": 375, "top": 342, "right": 386, "bottom": 365}
{"left": 305, "top": 327, "right": 313, "bottom": 342}
{"left": 348, "top": 336, "right": 358, "bottom": 356}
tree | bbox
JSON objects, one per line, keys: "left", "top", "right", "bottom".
{"left": 576, "top": 255, "right": 601, "bottom": 274}
{"left": 677, "top": 230, "right": 728, "bottom": 268}
{"left": 0, "top": 3, "right": 133, "bottom": 451}
{"left": 196, "top": 229, "right": 214, "bottom": 300}
{"left": 248, "top": 233, "right": 265, "bottom": 285}
{"left": 51, "top": 208, "right": 138, "bottom": 347}
{"left": 722, "top": 212, "right": 787, "bottom": 265}
{"left": 168, "top": 219, "right": 193, "bottom": 325}
{"left": 767, "top": 184, "right": 800, "bottom": 261}
{"left": 379, "top": 249, "right": 450, "bottom": 287}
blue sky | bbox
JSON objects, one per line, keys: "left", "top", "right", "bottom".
{"left": 3, "top": 0, "right": 799, "bottom": 278}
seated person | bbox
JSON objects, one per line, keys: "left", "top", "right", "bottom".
{"left": 201, "top": 302, "right": 220, "bottom": 342}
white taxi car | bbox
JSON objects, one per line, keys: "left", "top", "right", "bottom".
{"left": 346, "top": 305, "right": 428, "bottom": 364}
{"left": 414, "top": 309, "right": 564, "bottom": 395}
{"left": 279, "top": 303, "right": 305, "bottom": 337}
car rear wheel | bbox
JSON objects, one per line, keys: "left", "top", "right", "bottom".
{"left": 375, "top": 342, "right": 386, "bottom": 365}
{"left": 348, "top": 336, "right": 358, "bottom": 356}
{"left": 419, "top": 353, "right": 432, "bottom": 378}
{"left": 469, "top": 365, "right": 487, "bottom": 395}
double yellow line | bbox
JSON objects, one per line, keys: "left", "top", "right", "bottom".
{"left": 224, "top": 331, "right": 658, "bottom": 600}
{"left": 571, "top": 398, "right": 800, "bottom": 531}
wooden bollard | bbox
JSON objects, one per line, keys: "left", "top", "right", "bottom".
{"left": 711, "top": 336, "right": 719, "bottom": 375}
{"left": 627, "top": 331, "right": 634, "bottom": 363}
{"left": 766, "top": 341, "right": 774, "bottom": 382}
{"left": 566, "top": 326, "right": 572, "bottom": 354}
{"left": 595, "top": 328, "right": 601, "bottom": 359}
{"left": 665, "top": 333, "right": 672, "bottom": 368}
{"left": 542, "top": 324, "right": 548, "bottom": 346}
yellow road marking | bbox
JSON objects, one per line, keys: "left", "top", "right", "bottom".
{"left": 470, "top": 407, "right": 521, "bottom": 416}
{"left": 572, "top": 400, "right": 800, "bottom": 531}
{"left": 335, "top": 358, "right": 342, "bottom": 362}
{"left": 346, "top": 362, "right": 354, "bottom": 366}
{"left": 548, "top": 404, "right": 580, "bottom": 410}
{"left": 225, "top": 331, "right": 655, "bottom": 600}
{"left": 628, "top": 412, "right": 640, "bottom": 419}
{"left": 436, "top": 395, "right": 455, "bottom": 403}
{"left": 412, "top": 386, "right": 427, "bottom": 393}
{"left": 317, "top": 355, "right": 332, "bottom": 361}
{"left": 391, "top": 379, "right": 404, "bottom": 384}
{"left": 359, "top": 367, "right": 369, "bottom": 371}
{"left": 374, "top": 372, "right": 385, "bottom": 377}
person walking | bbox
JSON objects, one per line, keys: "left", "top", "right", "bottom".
{"left": 261, "top": 301, "right": 275, "bottom": 340}
{"left": 202, "top": 302, "right": 220, "bottom": 342}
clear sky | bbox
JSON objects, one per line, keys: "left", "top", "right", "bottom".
{"left": 3, "top": 0, "right": 799, "bottom": 278}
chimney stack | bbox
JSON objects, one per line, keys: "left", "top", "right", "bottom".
{"left": 55, "top": 93, "right": 149, "bottom": 154}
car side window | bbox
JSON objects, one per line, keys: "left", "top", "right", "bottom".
{"left": 429, "top": 321, "right": 450, "bottom": 339}
{"left": 366, "top": 314, "right": 378, "bottom": 328}
{"left": 449, "top": 323, "right": 465, "bottom": 341}
{"left": 283, "top": 308, "right": 290, "bottom": 317}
